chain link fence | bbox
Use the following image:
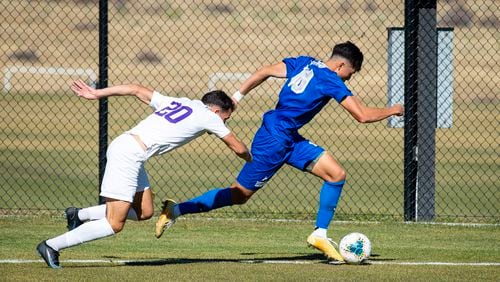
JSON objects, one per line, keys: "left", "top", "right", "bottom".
{"left": 0, "top": 0, "right": 498, "bottom": 222}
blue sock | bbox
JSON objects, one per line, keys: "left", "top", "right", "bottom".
{"left": 315, "top": 180, "right": 345, "bottom": 229}
{"left": 178, "top": 187, "right": 233, "bottom": 215}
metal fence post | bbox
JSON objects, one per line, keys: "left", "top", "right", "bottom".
{"left": 98, "top": 0, "right": 109, "bottom": 205}
{"left": 404, "top": 0, "right": 437, "bottom": 221}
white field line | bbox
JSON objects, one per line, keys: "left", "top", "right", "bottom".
{"left": 1, "top": 259, "right": 499, "bottom": 266}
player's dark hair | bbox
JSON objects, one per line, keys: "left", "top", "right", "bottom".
{"left": 201, "top": 90, "right": 235, "bottom": 112}
{"left": 330, "top": 41, "right": 364, "bottom": 71}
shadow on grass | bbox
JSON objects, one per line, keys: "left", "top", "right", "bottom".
{"left": 63, "top": 253, "right": 328, "bottom": 268}
{"left": 64, "top": 253, "right": 396, "bottom": 268}
{"left": 124, "top": 253, "right": 325, "bottom": 266}
{"left": 118, "top": 252, "right": 396, "bottom": 267}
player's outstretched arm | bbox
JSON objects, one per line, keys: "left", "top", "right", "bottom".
{"left": 221, "top": 132, "right": 252, "bottom": 162}
{"left": 232, "top": 62, "right": 287, "bottom": 105}
{"left": 341, "top": 95, "right": 404, "bottom": 123}
{"left": 70, "top": 79, "right": 154, "bottom": 104}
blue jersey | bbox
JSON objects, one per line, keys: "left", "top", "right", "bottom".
{"left": 262, "top": 56, "right": 352, "bottom": 143}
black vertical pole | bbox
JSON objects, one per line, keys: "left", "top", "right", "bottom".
{"left": 404, "top": 0, "right": 419, "bottom": 221}
{"left": 98, "top": 0, "right": 108, "bottom": 204}
{"left": 416, "top": 0, "right": 437, "bottom": 221}
{"left": 404, "top": 0, "right": 437, "bottom": 221}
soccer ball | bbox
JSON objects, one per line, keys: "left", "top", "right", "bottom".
{"left": 339, "top": 232, "right": 371, "bottom": 264}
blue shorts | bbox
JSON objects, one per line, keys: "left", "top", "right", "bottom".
{"left": 236, "top": 126, "right": 324, "bottom": 191}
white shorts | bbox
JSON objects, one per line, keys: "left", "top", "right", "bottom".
{"left": 100, "top": 134, "right": 150, "bottom": 203}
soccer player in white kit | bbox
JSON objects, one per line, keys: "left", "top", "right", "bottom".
{"left": 36, "top": 79, "right": 252, "bottom": 269}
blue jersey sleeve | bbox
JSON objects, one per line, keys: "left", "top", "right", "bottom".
{"left": 318, "top": 76, "right": 353, "bottom": 103}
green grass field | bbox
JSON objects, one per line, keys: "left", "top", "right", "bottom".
{"left": 1, "top": 1, "right": 498, "bottom": 280}
{"left": 0, "top": 216, "right": 499, "bottom": 281}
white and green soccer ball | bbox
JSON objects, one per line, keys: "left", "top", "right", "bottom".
{"left": 339, "top": 232, "right": 372, "bottom": 264}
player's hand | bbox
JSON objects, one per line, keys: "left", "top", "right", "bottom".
{"left": 71, "top": 79, "right": 99, "bottom": 100}
{"left": 392, "top": 104, "right": 404, "bottom": 116}
{"left": 231, "top": 90, "right": 244, "bottom": 110}
{"left": 245, "top": 152, "right": 253, "bottom": 163}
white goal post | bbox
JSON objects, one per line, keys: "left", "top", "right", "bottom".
{"left": 207, "top": 72, "right": 252, "bottom": 91}
{"left": 2, "top": 65, "right": 97, "bottom": 93}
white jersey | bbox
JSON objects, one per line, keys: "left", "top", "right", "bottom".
{"left": 126, "top": 91, "right": 230, "bottom": 158}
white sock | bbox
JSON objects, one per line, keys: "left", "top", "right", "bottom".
{"left": 312, "top": 228, "right": 328, "bottom": 238}
{"left": 46, "top": 218, "right": 115, "bottom": 251}
{"left": 78, "top": 205, "right": 106, "bottom": 221}
{"left": 78, "top": 205, "right": 139, "bottom": 221}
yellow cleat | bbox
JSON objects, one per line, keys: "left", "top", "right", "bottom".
{"left": 155, "top": 199, "right": 177, "bottom": 239}
{"left": 307, "top": 234, "right": 345, "bottom": 262}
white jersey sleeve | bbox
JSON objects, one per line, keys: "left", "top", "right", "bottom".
{"left": 150, "top": 91, "right": 175, "bottom": 111}
{"left": 126, "top": 91, "right": 230, "bottom": 157}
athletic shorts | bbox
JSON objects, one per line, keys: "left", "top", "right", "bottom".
{"left": 236, "top": 126, "right": 324, "bottom": 191}
{"left": 100, "top": 134, "right": 150, "bottom": 203}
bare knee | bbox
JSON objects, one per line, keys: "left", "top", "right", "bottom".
{"left": 137, "top": 209, "right": 153, "bottom": 220}
{"left": 233, "top": 194, "right": 251, "bottom": 205}
{"left": 108, "top": 219, "right": 126, "bottom": 233}
{"left": 133, "top": 205, "right": 154, "bottom": 220}
{"left": 140, "top": 213, "right": 153, "bottom": 220}
{"left": 230, "top": 185, "right": 255, "bottom": 205}
{"left": 132, "top": 190, "right": 154, "bottom": 220}
{"left": 105, "top": 199, "right": 131, "bottom": 233}
{"left": 311, "top": 152, "right": 347, "bottom": 183}
{"left": 324, "top": 168, "right": 346, "bottom": 183}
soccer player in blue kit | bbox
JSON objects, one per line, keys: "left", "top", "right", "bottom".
{"left": 156, "top": 41, "right": 404, "bottom": 261}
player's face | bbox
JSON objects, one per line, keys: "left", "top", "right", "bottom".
{"left": 213, "top": 107, "right": 232, "bottom": 123}
{"left": 336, "top": 62, "right": 357, "bottom": 81}
{"left": 219, "top": 110, "right": 232, "bottom": 123}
